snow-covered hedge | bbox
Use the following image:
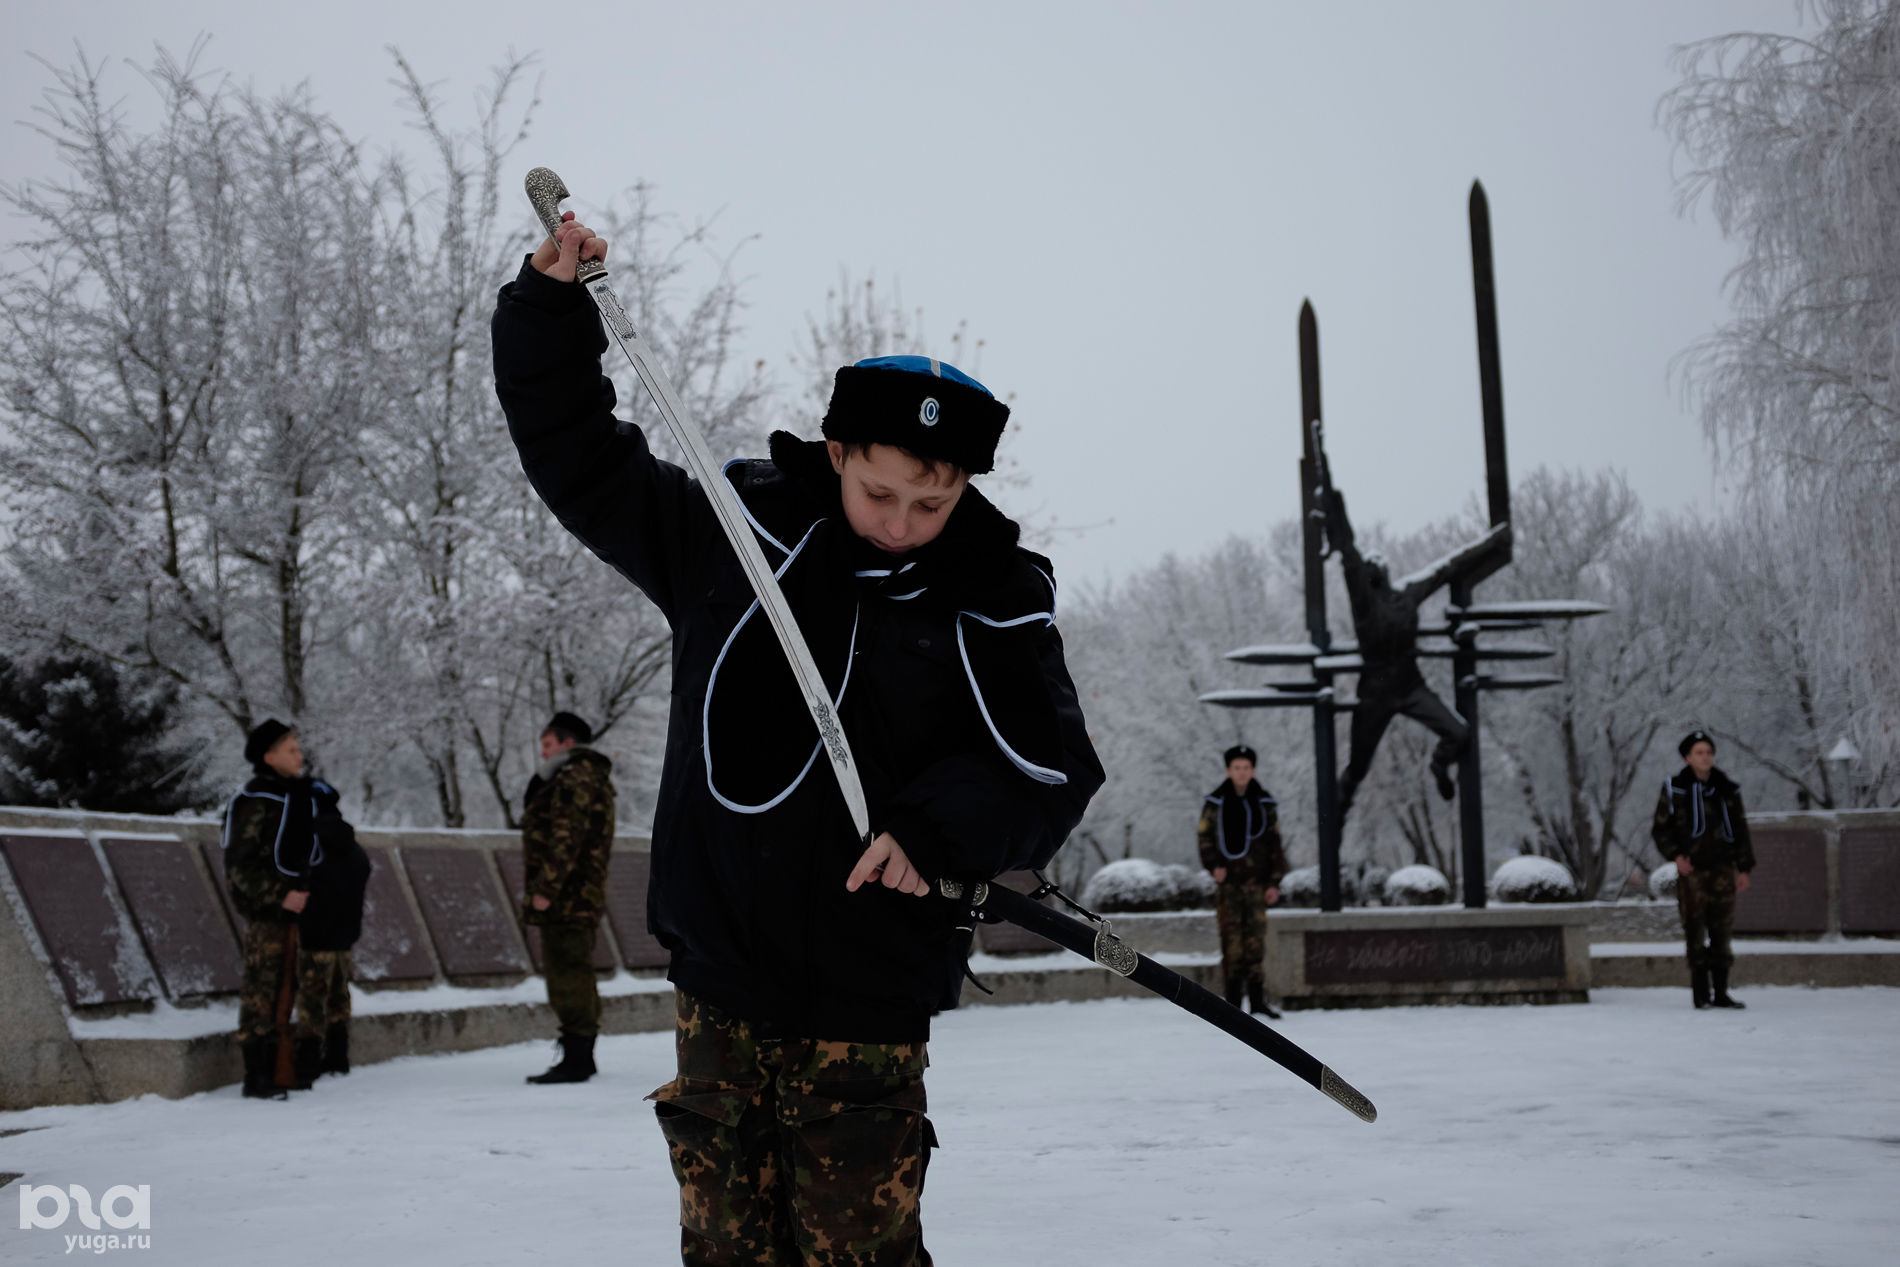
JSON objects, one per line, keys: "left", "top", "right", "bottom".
{"left": 1358, "top": 865, "right": 1391, "bottom": 906}
{"left": 1081, "top": 858, "right": 1216, "bottom": 912}
{"left": 1383, "top": 865, "right": 1451, "bottom": 906}
{"left": 1166, "top": 863, "right": 1217, "bottom": 909}
{"left": 1277, "top": 865, "right": 1321, "bottom": 907}
{"left": 1489, "top": 855, "right": 1578, "bottom": 903}
{"left": 1647, "top": 866, "right": 1680, "bottom": 901}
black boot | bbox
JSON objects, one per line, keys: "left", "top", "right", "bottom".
{"left": 526, "top": 1034, "right": 597, "bottom": 1084}
{"left": 1223, "top": 976, "right": 1244, "bottom": 1010}
{"left": 1691, "top": 966, "right": 1711, "bottom": 1010}
{"left": 240, "top": 1038, "right": 287, "bottom": 1100}
{"left": 1246, "top": 981, "right": 1282, "bottom": 1021}
{"left": 321, "top": 1023, "right": 351, "bottom": 1075}
{"left": 292, "top": 1035, "right": 324, "bottom": 1090}
{"left": 1710, "top": 965, "right": 1746, "bottom": 1009}
{"left": 1431, "top": 759, "right": 1457, "bottom": 802}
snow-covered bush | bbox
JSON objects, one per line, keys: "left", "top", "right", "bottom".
{"left": 1648, "top": 866, "right": 1680, "bottom": 901}
{"left": 1081, "top": 859, "right": 1178, "bottom": 912}
{"left": 1083, "top": 860, "right": 1219, "bottom": 912}
{"left": 1383, "top": 865, "right": 1451, "bottom": 906}
{"left": 1165, "top": 864, "right": 1217, "bottom": 909}
{"left": 1356, "top": 865, "right": 1391, "bottom": 907}
{"left": 1489, "top": 856, "right": 1579, "bottom": 903}
{"left": 1278, "top": 866, "right": 1321, "bottom": 907}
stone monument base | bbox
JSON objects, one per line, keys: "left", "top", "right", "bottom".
{"left": 1265, "top": 905, "right": 1594, "bottom": 1009}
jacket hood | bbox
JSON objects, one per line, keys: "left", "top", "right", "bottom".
{"left": 551, "top": 745, "right": 612, "bottom": 777}
{"left": 1209, "top": 778, "right": 1275, "bottom": 802}
{"left": 1673, "top": 765, "right": 1736, "bottom": 792}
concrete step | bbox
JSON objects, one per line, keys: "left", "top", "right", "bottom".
{"left": 1590, "top": 940, "right": 1900, "bottom": 989}
{"left": 64, "top": 956, "right": 1225, "bottom": 1103}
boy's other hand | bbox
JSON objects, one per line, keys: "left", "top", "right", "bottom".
{"left": 281, "top": 890, "right": 309, "bottom": 913}
{"left": 1212, "top": 866, "right": 1227, "bottom": 883}
{"left": 1675, "top": 856, "right": 1693, "bottom": 877}
{"left": 846, "top": 833, "right": 931, "bottom": 898}
{"left": 531, "top": 210, "right": 608, "bottom": 282}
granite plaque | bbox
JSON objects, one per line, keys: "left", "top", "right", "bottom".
{"left": 199, "top": 838, "right": 245, "bottom": 936}
{"left": 100, "top": 835, "right": 242, "bottom": 998}
{"left": 1840, "top": 825, "right": 1900, "bottom": 934}
{"left": 1732, "top": 825, "right": 1828, "bottom": 933}
{"left": 400, "top": 846, "right": 531, "bottom": 977}
{"left": 602, "top": 849, "right": 670, "bottom": 970}
{"left": 1304, "top": 924, "right": 1565, "bottom": 986}
{"left": 352, "top": 845, "right": 438, "bottom": 983}
{"left": 976, "top": 870, "right": 1058, "bottom": 955}
{"left": 1, "top": 833, "right": 158, "bottom": 1007}
{"left": 495, "top": 848, "right": 619, "bottom": 973}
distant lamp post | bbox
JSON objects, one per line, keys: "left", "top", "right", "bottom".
{"left": 1826, "top": 736, "right": 1864, "bottom": 808}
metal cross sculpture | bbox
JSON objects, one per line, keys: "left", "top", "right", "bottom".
{"left": 1202, "top": 182, "right": 1606, "bottom": 910}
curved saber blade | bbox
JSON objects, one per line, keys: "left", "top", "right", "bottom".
{"left": 524, "top": 167, "right": 871, "bottom": 843}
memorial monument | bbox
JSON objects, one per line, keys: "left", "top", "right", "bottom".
{"left": 1202, "top": 182, "right": 1606, "bottom": 914}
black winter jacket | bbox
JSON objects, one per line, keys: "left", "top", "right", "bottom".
{"left": 302, "top": 780, "right": 371, "bottom": 952}
{"left": 492, "top": 259, "right": 1105, "bottom": 1041}
{"left": 1651, "top": 766, "right": 1755, "bottom": 873}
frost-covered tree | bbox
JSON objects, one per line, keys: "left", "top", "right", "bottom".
{"left": 1484, "top": 471, "right": 1706, "bottom": 896}
{"left": 1663, "top": 0, "right": 1900, "bottom": 801}
{"left": 0, "top": 46, "right": 774, "bottom": 829}
{"left": 0, "top": 44, "right": 376, "bottom": 736}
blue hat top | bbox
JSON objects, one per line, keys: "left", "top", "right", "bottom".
{"left": 852, "top": 354, "right": 994, "bottom": 398}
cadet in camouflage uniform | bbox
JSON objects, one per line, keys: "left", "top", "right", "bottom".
{"left": 223, "top": 719, "right": 318, "bottom": 1099}
{"left": 1651, "top": 730, "right": 1755, "bottom": 1010}
{"left": 1198, "top": 745, "right": 1288, "bottom": 1019}
{"left": 521, "top": 711, "right": 617, "bottom": 1084}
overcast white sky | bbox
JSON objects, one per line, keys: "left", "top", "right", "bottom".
{"left": 1, "top": 0, "right": 1802, "bottom": 585}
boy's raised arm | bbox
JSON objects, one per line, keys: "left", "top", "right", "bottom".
{"left": 492, "top": 244, "right": 708, "bottom": 623}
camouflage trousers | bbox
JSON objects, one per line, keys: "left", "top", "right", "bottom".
{"left": 542, "top": 921, "right": 602, "bottom": 1039}
{"left": 648, "top": 990, "right": 935, "bottom": 1266}
{"left": 1215, "top": 880, "right": 1269, "bottom": 988}
{"left": 1676, "top": 863, "right": 1738, "bottom": 971}
{"left": 237, "top": 921, "right": 353, "bottom": 1041}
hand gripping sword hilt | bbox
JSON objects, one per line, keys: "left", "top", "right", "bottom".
{"left": 524, "top": 167, "right": 607, "bottom": 284}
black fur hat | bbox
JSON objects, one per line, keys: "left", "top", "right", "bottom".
{"left": 244, "top": 718, "right": 294, "bottom": 767}
{"left": 545, "top": 712, "right": 594, "bottom": 745}
{"left": 1678, "top": 730, "right": 1715, "bottom": 758}
{"left": 821, "top": 355, "right": 1009, "bottom": 476}
{"left": 1223, "top": 744, "right": 1258, "bottom": 766}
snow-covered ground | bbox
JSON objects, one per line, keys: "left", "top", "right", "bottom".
{"left": 5, "top": 988, "right": 1897, "bottom": 1265}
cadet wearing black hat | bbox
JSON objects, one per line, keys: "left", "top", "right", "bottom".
{"left": 520, "top": 711, "right": 617, "bottom": 1085}
{"left": 1197, "top": 744, "right": 1288, "bottom": 1018}
{"left": 224, "top": 720, "right": 318, "bottom": 1096}
{"left": 1651, "top": 730, "right": 1755, "bottom": 1009}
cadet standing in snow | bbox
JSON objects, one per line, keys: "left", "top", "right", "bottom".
{"left": 1651, "top": 730, "right": 1755, "bottom": 1010}
{"left": 519, "top": 711, "right": 618, "bottom": 1085}
{"left": 224, "top": 720, "right": 359, "bottom": 1097}
{"left": 494, "top": 214, "right": 1103, "bottom": 1265}
{"left": 1197, "top": 745, "right": 1288, "bottom": 1019}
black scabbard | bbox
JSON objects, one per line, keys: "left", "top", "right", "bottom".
{"left": 964, "top": 881, "right": 1377, "bottom": 1123}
